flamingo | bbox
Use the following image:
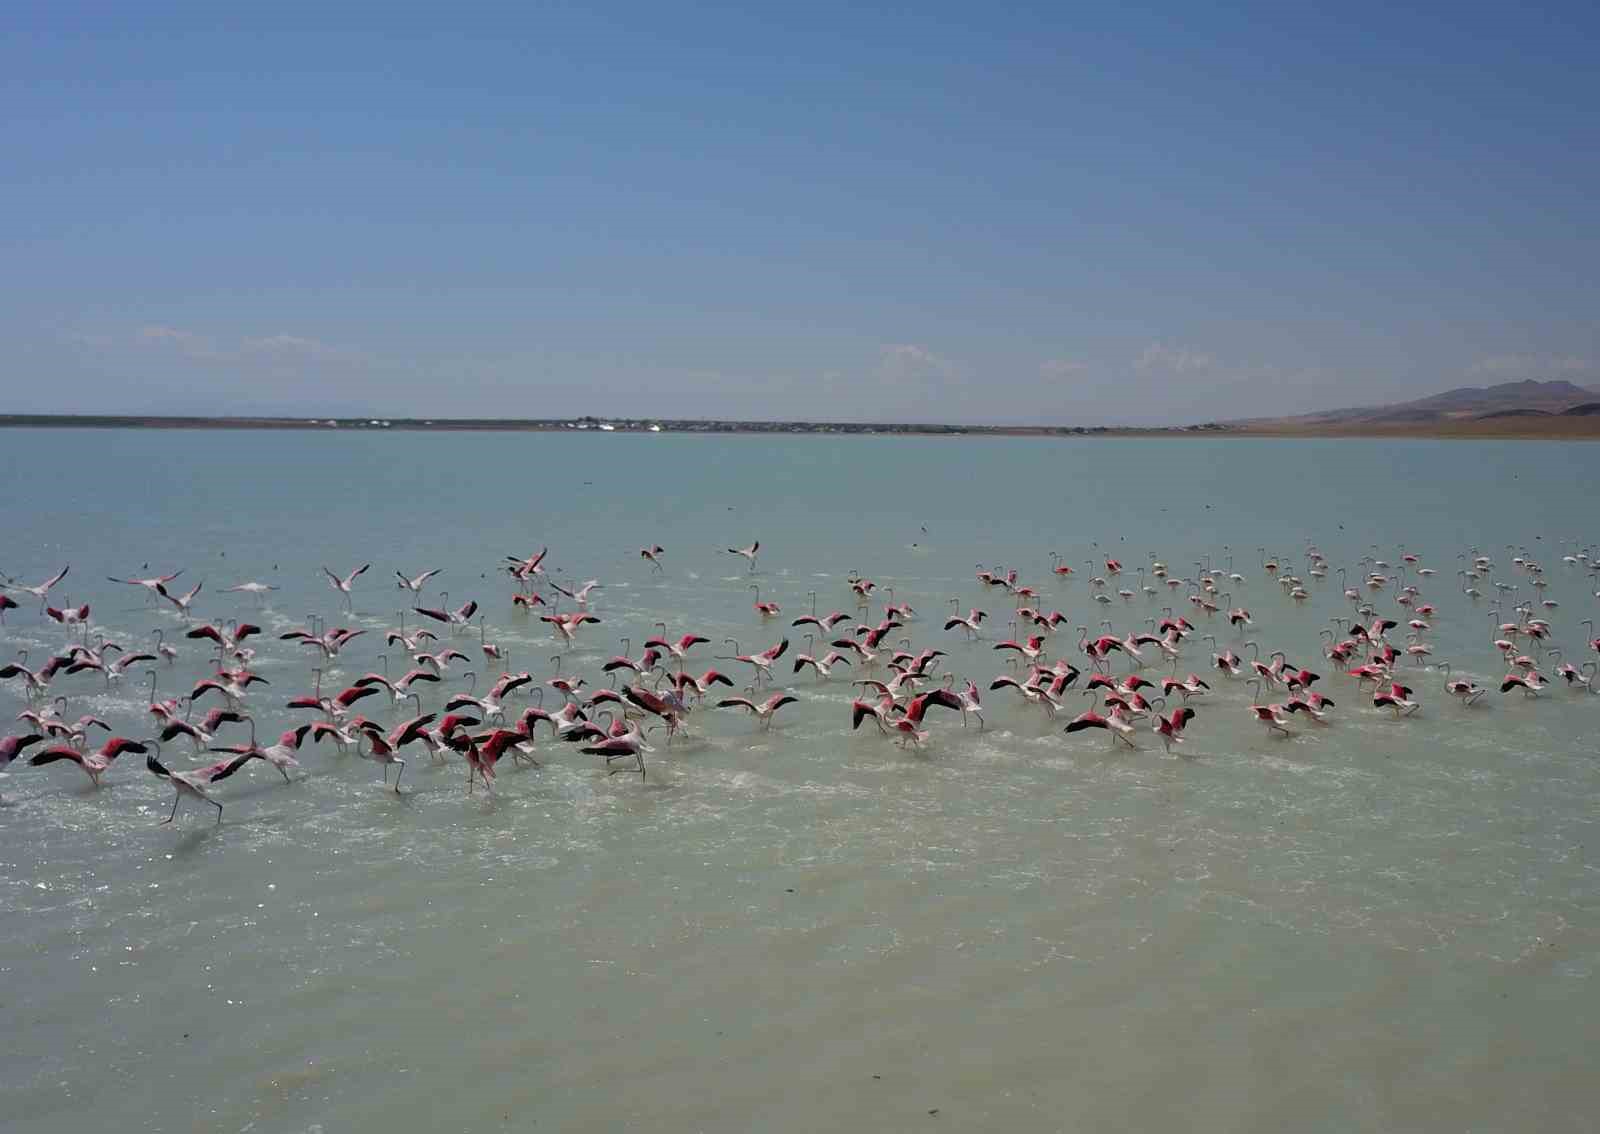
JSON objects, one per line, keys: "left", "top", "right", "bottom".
{"left": 749, "top": 584, "right": 780, "bottom": 617}
{"left": 3, "top": 564, "right": 69, "bottom": 609}
{"left": 643, "top": 629, "right": 712, "bottom": 666}
{"left": 415, "top": 594, "right": 480, "bottom": 633}
{"left": 300, "top": 718, "right": 373, "bottom": 755}
{"left": 582, "top": 720, "right": 653, "bottom": 778}
{"left": 1554, "top": 659, "right": 1597, "bottom": 693}
{"left": 1373, "top": 682, "right": 1421, "bottom": 717}
{"left": 1437, "top": 663, "right": 1486, "bottom": 705}
{"left": 355, "top": 731, "right": 408, "bottom": 790}
{"left": 45, "top": 601, "right": 91, "bottom": 627}
{"left": 541, "top": 610, "right": 602, "bottom": 648}
{"left": 885, "top": 688, "right": 964, "bottom": 748}
{"left": 444, "top": 671, "right": 505, "bottom": 726}
{"left": 944, "top": 676, "right": 985, "bottom": 729}
{"left": 793, "top": 649, "right": 852, "bottom": 680}
{"left": 622, "top": 684, "right": 688, "bottom": 741}
{"left": 1499, "top": 671, "right": 1549, "bottom": 697}
{"left": 146, "top": 745, "right": 252, "bottom": 823}
{"left": 0, "top": 732, "right": 45, "bottom": 773}
{"left": 155, "top": 580, "right": 203, "bottom": 618}
{"left": 674, "top": 668, "right": 737, "bottom": 701}
{"left": 413, "top": 649, "right": 471, "bottom": 676}
{"left": 1064, "top": 697, "right": 1138, "bottom": 748}
{"left": 791, "top": 592, "right": 851, "bottom": 632}
{"left": 944, "top": 604, "right": 987, "bottom": 639}
{"left": 29, "top": 736, "right": 150, "bottom": 787}
{"left": 107, "top": 568, "right": 183, "bottom": 601}
{"left": 988, "top": 672, "right": 1062, "bottom": 716}
{"left": 221, "top": 580, "right": 280, "bottom": 597}
{"left": 723, "top": 637, "right": 788, "bottom": 687}
{"left": 159, "top": 707, "right": 251, "bottom": 751}
{"left": 552, "top": 578, "right": 603, "bottom": 607}
{"left": 322, "top": 563, "right": 371, "bottom": 608}
{"left": 396, "top": 568, "right": 443, "bottom": 597}
{"left": 384, "top": 611, "right": 439, "bottom": 652}
{"left": 1159, "top": 673, "right": 1211, "bottom": 699}
{"left": 640, "top": 545, "right": 665, "bottom": 573}
{"left": 993, "top": 634, "right": 1046, "bottom": 663}
{"left": 1154, "top": 706, "right": 1196, "bottom": 753}
{"left": 716, "top": 692, "right": 799, "bottom": 729}
{"left": 727, "top": 540, "right": 760, "bottom": 572}
{"left": 212, "top": 723, "right": 307, "bottom": 783}
{"left": 506, "top": 547, "right": 549, "bottom": 585}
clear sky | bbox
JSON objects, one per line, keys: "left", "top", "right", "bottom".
{"left": 5, "top": 2, "right": 1596, "bottom": 424}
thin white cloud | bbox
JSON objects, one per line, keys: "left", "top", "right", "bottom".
{"left": 133, "top": 325, "right": 373, "bottom": 367}
{"left": 1040, "top": 358, "right": 1088, "bottom": 378}
{"left": 137, "top": 324, "right": 221, "bottom": 359}
{"left": 877, "top": 343, "right": 959, "bottom": 383}
{"left": 1134, "top": 342, "right": 1212, "bottom": 374}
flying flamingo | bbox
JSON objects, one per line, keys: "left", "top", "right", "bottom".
{"left": 506, "top": 547, "right": 548, "bottom": 585}
{"left": 885, "top": 688, "right": 964, "bottom": 748}
{"left": 1500, "top": 671, "right": 1549, "bottom": 697}
{"left": 1437, "top": 664, "right": 1486, "bottom": 705}
{"left": 355, "top": 731, "right": 409, "bottom": 790}
{"left": 640, "top": 545, "right": 665, "bottom": 573}
{"left": 1373, "top": 682, "right": 1421, "bottom": 717}
{"left": 1, "top": 732, "right": 45, "bottom": 769}
{"left": 221, "top": 581, "right": 279, "bottom": 597}
{"left": 722, "top": 637, "right": 788, "bottom": 687}
{"left": 943, "top": 676, "right": 985, "bottom": 729}
{"left": 944, "top": 603, "right": 987, "bottom": 640}
{"left": 155, "top": 580, "right": 203, "bottom": 617}
{"left": 793, "top": 647, "right": 852, "bottom": 680}
{"left": 146, "top": 746, "right": 253, "bottom": 823}
{"left": 4, "top": 564, "right": 69, "bottom": 609}
{"left": 322, "top": 563, "right": 371, "bottom": 608}
{"left": 384, "top": 611, "right": 439, "bottom": 652}
{"left": 1154, "top": 706, "right": 1196, "bottom": 753}
{"left": 29, "top": 736, "right": 150, "bottom": 787}
{"left": 211, "top": 723, "right": 306, "bottom": 783}
{"left": 581, "top": 720, "right": 653, "bottom": 777}
{"left": 716, "top": 692, "right": 799, "bottom": 730}
{"left": 1064, "top": 696, "right": 1138, "bottom": 748}
{"left": 107, "top": 568, "right": 183, "bottom": 601}
{"left": 159, "top": 707, "right": 251, "bottom": 751}
{"left": 415, "top": 593, "right": 480, "bottom": 633}
{"left": 541, "top": 610, "right": 602, "bottom": 647}
{"left": 727, "top": 540, "right": 760, "bottom": 572}
{"left": 643, "top": 630, "right": 711, "bottom": 667}
{"left": 993, "top": 634, "right": 1046, "bottom": 663}
{"left": 396, "top": 568, "right": 443, "bottom": 597}
{"left": 45, "top": 601, "right": 91, "bottom": 627}
{"left": 675, "top": 668, "right": 737, "bottom": 701}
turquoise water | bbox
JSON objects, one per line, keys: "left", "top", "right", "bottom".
{"left": 2, "top": 429, "right": 1598, "bottom": 1132}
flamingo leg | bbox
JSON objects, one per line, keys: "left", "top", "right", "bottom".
{"left": 163, "top": 794, "right": 180, "bottom": 823}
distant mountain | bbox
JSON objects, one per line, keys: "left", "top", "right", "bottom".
{"left": 1239, "top": 379, "right": 1600, "bottom": 428}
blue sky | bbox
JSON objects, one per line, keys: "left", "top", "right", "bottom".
{"left": 4, "top": 2, "right": 1596, "bottom": 423}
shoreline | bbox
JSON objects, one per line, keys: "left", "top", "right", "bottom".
{"left": 1, "top": 413, "right": 1597, "bottom": 440}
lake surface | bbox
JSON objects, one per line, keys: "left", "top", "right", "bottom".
{"left": 3, "top": 429, "right": 1598, "bottom": 1132}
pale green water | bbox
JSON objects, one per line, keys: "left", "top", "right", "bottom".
{"left": 2, "top": 430, "right": 1598, "bottom": 1132}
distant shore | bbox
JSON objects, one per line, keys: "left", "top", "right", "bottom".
{"left": 1, "top": 413, "right": 1596, "bottom": 439}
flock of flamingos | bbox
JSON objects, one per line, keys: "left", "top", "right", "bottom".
{"left": 2, "top": 537, "right": 1597, "bottom": 823}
